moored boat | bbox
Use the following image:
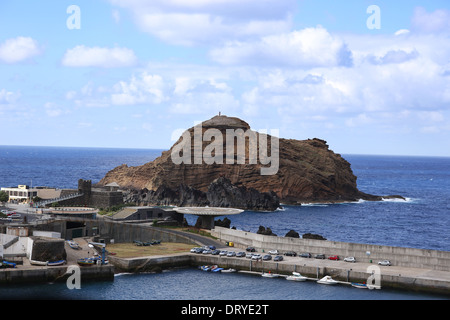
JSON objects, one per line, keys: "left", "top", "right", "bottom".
{"left": 1, "top": 260, "right": 16, "bottom": 268}
{"left": 261, "top": 271, "right": 279, "bottom": 278}
{"left": 67, "top": 240, "right": 80, "bottom": 250}
{"left": 30, "top": 260, "right": 48, "bottom": 266}
{"left": 220, "top": 268, "right": 236, "bottom": 273}
{"left": 77, "top": 258, "right": 95, "bottom": 266}
{"left": 286, "top": 272, "right": 307, "bottom": 281}
{"left": 351, "top": 282, "right": 368, "bottom": 289}
{"left": 317, "top": 275, "right": 338, "bottom": 285}
{"left": 48, "top": 260, "right": 66, "bottom": 266}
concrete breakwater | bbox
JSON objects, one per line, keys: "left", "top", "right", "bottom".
{"left": 108, "top": 252, "right": 450, "bottom": 295}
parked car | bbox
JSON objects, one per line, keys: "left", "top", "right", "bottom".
{"left": 344, "top": 256, "right": 356, "bottom": 263}
{"left": 190, "top": 247, "right": 201, "bottom": 253}
{"left": 274, "top": 255, "right": 283, "bottom": 261}
{"left": 236, "top": 251, "right": 246, "bottom": 257}
{"left": 263, "top": 254, "right": 272, "bottom": 261}
{"left": 268, "top": 249, "right": 279, "bottom": 255}
{"left": 251, "top": 254, "right": 262, "bottom": 261}
{"left": 194, "top": 248, "right": 204, "bottom": 254}
{"left": 328, "top": 255, "right": 339, "bottom": 260}
{"left": 211, "top": 250, "right": 220, "bottom": 255}
{"left": 300, "top": 253, "right": 311, "bottom": 258}
{"left": 219, "top": 250, "right": 228, "bottom": 256}
{"left": 246, "top": 247, "right": 256, "bottom": 252}
{"left": 284, "top": 251, "right": 297, "bottom": 257}
{"left": 315, "top": 254, "right": 325, "bottom": 259}
{"left": 227, "top": 251, "right": 236, "bottom": 257}
{"left": 246, "top": 252, "right": 253, "bottom": 259}
{"left": 378, "top": 260, "right": 391, "bottom": 266}
{"left": 202, "top": 249, "right": 212, "bottom": 254}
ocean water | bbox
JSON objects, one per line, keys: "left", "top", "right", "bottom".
{"left": 0, "top": 145, "right": 449, "bottom": 300}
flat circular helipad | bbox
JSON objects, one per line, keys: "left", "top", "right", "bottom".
{"left": 174, "top": 207, "right": 243, "bottom": 216}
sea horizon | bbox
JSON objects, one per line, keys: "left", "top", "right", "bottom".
{"left": 1, "top": 144, "right": 449, "bottom": 160}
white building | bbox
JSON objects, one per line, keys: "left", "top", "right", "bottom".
{"left": 1, "top": 185, "right": 38, "bottom": 203}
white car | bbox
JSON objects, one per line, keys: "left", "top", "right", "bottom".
{"left": 344, "top": 256, "right": 356, "bottom": 263}
{"left": 378, "top": 260, "right": 391, "bottom": 266}
{"left": 268, "top": 250, "right": 279, "bottom": 255}
{"left": 251, "top": 254, "right": 262, "bottom": 260}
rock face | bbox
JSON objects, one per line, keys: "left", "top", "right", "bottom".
{"left": 99, "top": 115, "right": 400, "bottom": 207}
{"left": 123, "top": 177, "right": 280, "bottom": 211}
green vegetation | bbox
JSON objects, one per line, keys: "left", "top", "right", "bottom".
{"left": 0, "top": 191, "right": 9, "bottom": 203}
{"left": 98, "top": 203, "right": 136, "bottom": 216}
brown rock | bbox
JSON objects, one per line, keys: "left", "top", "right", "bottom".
{"left": 98, "top": 115, "right": 392, "bottom": 204}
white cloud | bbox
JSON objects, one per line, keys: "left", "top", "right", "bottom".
{"left": 0, "top": 37, "right": 41, "bottom": 64}
{"left": 108, "top": 0, "right": 295, "bottom": 46}
{"left": 210, "top": 27, "right": 353, "bottom": 68}
{"left": 62, "top": 45, "right": 137, "bottom": 68}
{"left": 412, "top": 7, "right": 450, "bottom": 34}
{"left": 44, "top": 102, "right": 63, "bottom": 117}
{"left": 0, "top": 89, "right": 20, "bottom": 104}
{"left": 111, "top": 73, "right": 166, "bottom": 105}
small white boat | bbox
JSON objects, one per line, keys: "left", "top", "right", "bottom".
{"left": 67, "top": 240, "right": 81, "bottom": 250}
{"left": 30, "top": 260, "right": 48, "bottom": 266}
{"left": 261, "top": 271, "right": 279, "bottom": 278}
{"left": 317, "top": 275, "right": 338, "bottom": 285}
{"left": 221, "top": 268, "right": 236, "bottom": 273}
{"left": 286, "top": 272, "right": 307, "bottom": 281}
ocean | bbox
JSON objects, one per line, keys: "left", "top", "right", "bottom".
{"left": 0, "top": 145, "right": 449, "bottom": 301}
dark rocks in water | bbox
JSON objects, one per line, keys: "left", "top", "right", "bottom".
{"left": 215, "top": 217, "right": 231, "bottom": 228}
{"left": 207, "top": 177, "right": 280, "bottom": 211}
{"left": 285, "top": 230, "right": 300, "bottom": 238}
{"left": 257, "top": 226, "right": 277, "bottom": 236}
{"left": 302, "top": 233, "right": 327, "bottom": 240}
{"left": 124, "top": 176, "right": 280, "bottom": 211}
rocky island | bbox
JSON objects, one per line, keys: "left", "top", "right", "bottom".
{"left": 98, "top": 115, "right": 403, "bottom": 210}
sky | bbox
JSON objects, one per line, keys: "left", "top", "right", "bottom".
{"left": 1, "top": 0, "right": 450, "bottom": 156}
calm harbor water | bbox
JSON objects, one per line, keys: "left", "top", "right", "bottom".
{"left": 0, "top": 268, "right": 447, "bottom": 300}
{"left": 0, "top": 145, "right": 449, "bottom": 300}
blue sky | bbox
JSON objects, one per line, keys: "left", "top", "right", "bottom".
{"left": 1, "top": 1, "right": 450, "bottom": 156}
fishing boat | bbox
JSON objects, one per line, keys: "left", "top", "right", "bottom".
{"left": 261, "top": 271, "right": 279, "bottom": 278}
{"left": 48, "top": 260, "right": 66, "bottom": 266}
{"left": 67, "top": 240, "right": 80, "bottom": 250}
{"left": 30, "top": 260, "right": 48, "bottom": 266}
{"left": 317, "top": 275, "right": 338, "bottom": 285}
{"left": 286, "top": 272, "right": 307, "bottom": 281}
{"left": 77, "top": 258, "right": 95, "bottom": 266}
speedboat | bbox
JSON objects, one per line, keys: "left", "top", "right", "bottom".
{"left": 317, "top": 275, "right": 338, "bottom": 285}
{"left": 286, "top": 272, "right": 307, "bottom": 281}
{"left": 221, "top": 268, "right": 236, "bottom": 273}
{"left": 261, "top": 271, "right": 279, "bottom": 278}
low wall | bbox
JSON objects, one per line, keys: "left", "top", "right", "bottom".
{"left": 0, "top": 265, "right": 114, "bottom": 284}
{"left": 211, "top": 227, "right": 450, "bottom": 272}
